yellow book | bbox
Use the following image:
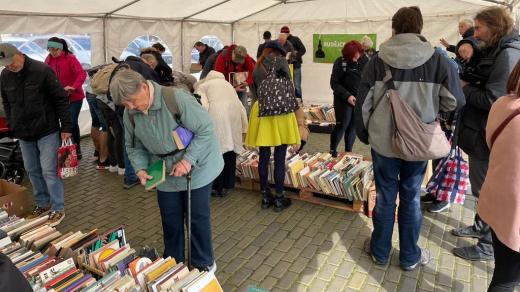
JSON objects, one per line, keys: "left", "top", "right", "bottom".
{"left": 145, "top": 257, "right": 176, "bottom": 283}
{"left": 289, "top": 160, "right": 305, "bottom": 188}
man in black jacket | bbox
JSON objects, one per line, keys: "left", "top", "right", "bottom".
{"left": 451, "top": 7, "right": 520, "bottom": 262}
{"left": 194, "top": 42, "right": 216, "bottom": 68}
{"left": 281, "top": 26, "right": 306, "bottom": 99}
{"left": 440, "top": 19, "right": 475, "bottom": 54}
{"left": 0, "top": 43, "right": 72, "bottom": 226}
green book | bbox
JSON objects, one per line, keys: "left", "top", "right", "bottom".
{"left": 145, "top": 160, "right": 166, "bottom": 191}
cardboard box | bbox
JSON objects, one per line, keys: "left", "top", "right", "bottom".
{"left": 0, "top": 179, "right": 30, "bottom": 217}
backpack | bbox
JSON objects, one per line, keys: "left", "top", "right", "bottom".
{"left": 383, "top": 63, "right": 451, "bottom": 161}
{"left": 90, "top": 63, "right": 118, "bottom": 95}
{"left": 257, "top": 57, "right": 298, "bottom": 117}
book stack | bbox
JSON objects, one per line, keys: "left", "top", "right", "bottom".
{"left": 237, "top": 151, "right": 375, "bottom": 201}
{"left": 303, "top": 104, "right": 336, "bottom": 124}
{"left": 0, "top": 216, "right": 224, "bottom": 292}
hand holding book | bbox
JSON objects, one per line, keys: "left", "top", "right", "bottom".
{"left": 136, "top": 170, "right": 153, "bottom": 186}
{"left": 170, "top": 159, "right": 192, "bottom": 177}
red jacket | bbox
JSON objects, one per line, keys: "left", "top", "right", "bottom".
{"left": 45, "top": 53, "right": 86, "bottom": 102}
{"left": 214, "top": 45, "right": 255, "bottom": 86}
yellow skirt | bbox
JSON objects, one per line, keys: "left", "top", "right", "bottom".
{"left": 245, "top": 101, "right": 301, "bottom": 147}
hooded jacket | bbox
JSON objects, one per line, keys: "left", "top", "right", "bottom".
{"left": 458, "top": 31, "right": 520, "bottom": 159}
{"left": 194, "top": 70, "right": 248, "bottom": 155}
{"left": 214, "top": 45, "right": 255, "bottom": 86}
{"left": 1, "top": 56, "right": 73, "bottom": 140}
{"left": 354, "top": 33, "right": 465, "bottom": 159}
{"left": 45, "top": 52, "right": 86, "bottom": 103}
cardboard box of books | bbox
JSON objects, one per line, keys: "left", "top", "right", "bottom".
{"left": 0, "top": 179, "right": 30, "bottom": 217}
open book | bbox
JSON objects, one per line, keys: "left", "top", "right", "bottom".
{"left": 229, "top": 72, "right": 248, "bottom": 88}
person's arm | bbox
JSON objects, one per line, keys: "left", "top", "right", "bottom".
{"left": 463, "top": 49, "right": 517, "bottom": 111}
{"left": 447, "top": 45, "right": 456, "bottom": 53}
{"left": 123, "top": 110, "right": 150, "bottom": 173}
{"left": 43, "top": 68, "right": 73, "bottom": 134}
{"left": 330, "top": 59, "right": 351, "bottom": 103}
{"left": 354, "top": 57, "right": 378, "bottom": 144}
{"left": 438, "top": 56, "right": 465, "bottom": 112}
{"left": 214, "top": 54, "right": 225, "bottom": 75}
{"left": 69, "top": 55, "right": 87, "bottom": 92}
{"left": 0, "top": 75, "right": 11, "bottom": 121}
{"left": 292, "top": 36, "right": 306, "bottom": 58}
{"left": 175, "top": 90, "right": 217, "bottom": 167}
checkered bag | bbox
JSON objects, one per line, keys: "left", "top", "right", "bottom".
{"left": 426, "top": 146, "right": 469, "bottom": 204}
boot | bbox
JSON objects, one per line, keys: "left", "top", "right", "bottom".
{"left": 261, "top": 189, "right": 274, "bottom": 209}
{"left": 273, "top": 192, "right": 291, "bottom": 212}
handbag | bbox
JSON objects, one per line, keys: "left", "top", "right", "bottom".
{"left": 57, "top": 138, "right": 78, "bottom": 179}
{"left": 257, "top": 57, "right": 298, "bottom": 117}
{"left": 384, "top": 63, "right": 451, "bottom": 161}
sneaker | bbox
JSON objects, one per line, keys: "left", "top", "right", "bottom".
{"left": 420, "top": 193, "right": 436, "bottom": 202}
{"left": 261, "top": 189, "right": 274, "bottom": 209}
{"left": 451, "top": 226, "right": 482, "bottom": 238}
{"left": 26, "top": 205, "right": 50, "bottom": 219}
{"left": 401, "top": 248, "right": 431, "bottom": 271}
{"left": 109, "top": 165, "right": 118, "bottom": 173}
{"left": 197, "top": 262, "right": 217, "bottom": 273}
{"left": 452, "top": 246, "right": 494, "bottom": 261}
{"left": 363, "top": 238, "right": 387, "bottom": 265}
{"left": 48, "top": 211, "right": 65, "bottom": 227}
{"left": 96, "top": 160, "right": 110, "bottom": 170}
{"left": 123, "top": 180, "right": 139, "bottom": 189}
{"left": 428, "top": 201, "right": 450, "bottom": 213}
{"left": 117, "top": 168, "right": 125, "bottom": 176}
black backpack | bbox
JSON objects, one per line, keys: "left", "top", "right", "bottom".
{"left": 257, "top": 57, "right": 298, "bottom": 117}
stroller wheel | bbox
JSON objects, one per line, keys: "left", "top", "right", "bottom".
{"left": 5, "top": 167, "right": 24, "bottom": 185}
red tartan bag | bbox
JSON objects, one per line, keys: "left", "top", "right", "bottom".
{"left": 57, "top": 138, "right": 78, "bottom": 179}
{"left": 425, "top": 146, "right": 469, "bottom": 204}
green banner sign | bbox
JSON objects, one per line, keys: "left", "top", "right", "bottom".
{"left": 313, "top": 34, "right": 377, "bottom": 63}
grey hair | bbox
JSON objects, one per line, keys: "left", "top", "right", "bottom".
{"left": 460, "top": 19, "right": 474, "bottom": 27}
{"left": 109, "top": 69, "right": 146, "bottom": 105}
{"left": 141, "top": 53, "right": 158, "bottom": 68}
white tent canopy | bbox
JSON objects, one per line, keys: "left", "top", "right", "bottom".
{"left": 0, "top": 0, "right": 517, "bottom": 133}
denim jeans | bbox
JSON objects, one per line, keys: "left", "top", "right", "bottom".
{"left": 19, "top": 131, "right": 64, "bottom": 211}
{"left": 237, "top": 91, "right": 250, "bottom": 118}
{"left": 370, "top": 149, "right": 427, "bottom": 267}
{"left": 293, "top": 66, "right": 302, "bottom": 99}
{"left": 70, "top": 100, "right": 83, "bottom": 154}
{"left": 259, "top": 145, "right": 288, "bottom": 194}
{"left": 157, "top": 183, "right": 214, "bottom": 268}
{"left": 123, "top": 142, "right": 138, "bottom": 183}
{"left": 86, "top": 93, "right": 107, "bottom": 131}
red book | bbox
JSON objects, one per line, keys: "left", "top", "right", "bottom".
{"left": 44, "top": 267, "right": 78, "bottom": 289}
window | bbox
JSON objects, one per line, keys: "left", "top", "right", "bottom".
{"left": 120, "top": 35, "right": 173, "bottom": 68}
{"left": 0, "top": 33, "right": 92, "bottom": 70}
{"left": 191, "top": 35, "right": 224, "bottom": 63}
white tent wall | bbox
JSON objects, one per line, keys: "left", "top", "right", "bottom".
{"left": 234, "top": 13, "right": 479, "bottom": 104}
{"left": 181, "top": 21, "right": 232, "bottom": 72}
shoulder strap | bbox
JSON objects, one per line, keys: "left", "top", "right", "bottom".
{"left": 370, "top": 62, "right": 394, "bottom": 113}
{"left": 128, "top": 85, "right": 180, "bottom": 128}
{"left": 490, "top": 107, "right": 520, "bottom": 149}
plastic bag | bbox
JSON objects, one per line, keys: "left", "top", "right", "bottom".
{"left": 57, "top": 138, "right": 78, "bottom": 179}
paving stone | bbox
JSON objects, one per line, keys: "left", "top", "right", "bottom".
{"left": 259, "top": 276, "right": 279, "bottom": 291}
{"left": 348, "top": 272, "right": 366, "bottom": 290}
{"left": 275, "top": 271, "right": 298, "bottom": 290}
{"left": 265, "top": 250, "right": 285, "bottom": 267}
{"left": 269, "top": 261, "right": 291, "bottom": 279}
{"left": 439, "top": 252, "right": 455, "bottom": 270}
{"left": 420, "top": 272, "right": 436, "bottom": 292}
{"left": 304, "top": 225, "right": 320, "bottom": 238}
{"left": 239, "top": 245, "right": 260, "bottom": 260}
{"left": 437, "top": 268, "right": 454, "bottom": 287}
{"left": 258, "top": 240, "right": 278, "bottom": 256}
{"left": 245, "top": 254, "right": 268, "bottom": 271}
{"left": 381, "top": 281, "right": 398, "bottom": 292}
{"left": 326, "top": 249, "right": 346, "bottom": 266}
{"left": 271, "top": 230, "right": 290, "bottom": 243}
{"left": 297, "top": 268, "right": 319, "bottom": 286}
{"left": 366, "top": 267, "right": 385, "bottom": 285}
{"left": 301, "top": 244, "right": 319, "bottom": 259}
{"left": 307, "top": 254, "right": 328, "bottom": 270}
{"left": 289, "top": 227, "right": 306, "bottom": 240}
{"left": 293, "top": 236, "right": 313, "bottom": 250}
{"left": 317, "top": 263, "right": 337, "bottom": 282}
{"left": 250, "top": 264, "right": 272, "bottom": 282}
{"left": 385, "top": 266, "right": 402, "bottom": 283}
{"left": 276, "top": 238, "right": 296, "bottom": 253}
{"left": 400, "top": 276, "right": 419, "bottom": 292}
{"left": 308, "top": 278, "right": 328, "bottom": 292}
{"left": 229, "top": 268, "right": 253, "bottom": 287}
{"left": 288, "top": 282, "right": 308, "bottom": 292}
{"left": 336, "top": 261, "right": 356, "bottom": 278}
{"left": 471, "top": 276, "right": 488, "bottom": 292}
{"left": 361, "top": 284, "right": 381, "bottom": 292}
{"left": 289, "top": 256, "right": 310, "bottom": 274}
{"left": 222, "top": 257, "right": 247, "bottom": 275}
{"left": 283, "top": 247, "right": 303, "bottom": 263}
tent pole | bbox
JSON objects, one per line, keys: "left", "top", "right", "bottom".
{"left": 182, "top": 0, "right": 233, "bottom": 21}
{"left": 105, "top": 0, "right": 142, "bottom": 16}
{"left": 231, "top": 22, "right": 235, "bottom": 44}
{"left": 103, "top": 16, "right": 108, "bottom": 64}
{"left": 181, "top": 20, "right": 185, "bottom": 72}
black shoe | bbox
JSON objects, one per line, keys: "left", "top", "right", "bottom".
{"left": 261, "top": 189, "right": 274, "bottom": 209}
{"left": 451, "top": 226, "right": 482, "bottom": 238}
{"left": 218, "top": 189, "right": 229, "bottom": 197}
{"left": 123, "top": 180, "right": 139, "bottom": 189}
{"left": 427, "top": 201, "right": 450, "bottom": 213}
{"left": 93, "top": 150, "right": 99, "bottom": 159}
{"left": 273, "top": 193, "right": 291, "bottom": 212}
{"left": 330, "top": 150, "right": 338, "bottom": 158}
{"left": 421, "top": 193, "right": 436, "bottom": 202}
{"left": 452, "top": 246, "right": 494, "bottom": 261}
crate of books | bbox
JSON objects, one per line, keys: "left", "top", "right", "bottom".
{"left": 303, "top": 104, "right": 336, "bottom": 134}
{"left": 237, "top": 150, "right": 375, "bottom": 213}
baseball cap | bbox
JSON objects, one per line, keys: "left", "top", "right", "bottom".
{"left": 0, "top": 43, "right": 18, "bottom": 67}
{"left": 281, "top": 26, "right": 290, "bottom": 33}
{"left": 233, "top": 45, "right": 248, "bottom": 64}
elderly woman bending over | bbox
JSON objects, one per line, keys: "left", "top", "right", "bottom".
{"left": 110, "top": 69, "right": 223, "bottom": 272}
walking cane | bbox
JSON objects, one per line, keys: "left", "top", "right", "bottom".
{"left": 186, "top": 170, "right": 192, "bottom": 268}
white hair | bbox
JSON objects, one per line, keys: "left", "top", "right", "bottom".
{"left": 460, "top": 19, "right": 474, "bottom": 27}
{"left": 109, "top": 69, "right": 146, "bottom": 105}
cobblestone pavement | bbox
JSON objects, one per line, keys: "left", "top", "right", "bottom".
{"left": 22, "top": 133, "right": 515, "bottom": 291}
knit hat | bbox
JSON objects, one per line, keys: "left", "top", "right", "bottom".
{"left": 281, "top": 26, "right": 290, "bottom": 34}
{"left": 0, "top": 43, "right": 18, "bottom": 67}
{"left": 232, "top": 45, "right": 248, "bottom": 64}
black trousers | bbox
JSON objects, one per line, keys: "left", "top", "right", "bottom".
{"left": 97, "top": 101, "right": 125, "bottom": 168}
{"left": 330, "top": 100, "right": 356, "bottom": 152}
{"left": 488, "top": 230, "right": 520, "bottom": 292}
{"left": 213, "top": 151, "right": 237, "bottom": 193}
{"left": 259, "top": 145, "right": 288, "bottom": 194}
